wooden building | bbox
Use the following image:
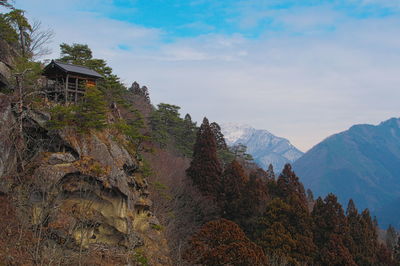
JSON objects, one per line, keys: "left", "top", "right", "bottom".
{"left": 42, "top": 60, "right": 103, "bottom": 103}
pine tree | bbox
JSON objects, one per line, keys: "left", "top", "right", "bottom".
{"left": 75, "top": 86, "right": 108, "bottom": 132}
{"left": 186, "top": 117, "right": 222, "bottom": 196}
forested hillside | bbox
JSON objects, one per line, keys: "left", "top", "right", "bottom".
{"left": 1, "top": 1, "right": 400, "bottom": 265}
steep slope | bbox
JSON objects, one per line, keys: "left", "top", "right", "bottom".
{"left": 293, "top": 117, "right": 400, "bottom": 227}
{"left": 221, "top": 123, "right": 303, "bottom": 172}
{"left": 0, "top": 92, "right": 171, "bottom": 265}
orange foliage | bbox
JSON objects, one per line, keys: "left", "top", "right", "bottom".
{"left": 184, "top": 218, "right": 268, "bottom": 266}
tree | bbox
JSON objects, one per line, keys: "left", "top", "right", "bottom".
{"left": 253, "top": 167, "right": 315, "bottom": 264}
{"left": 186, "top": 117, "right": 222, "bottom": 196}
{"left": 218, "top": 160, "right": 248, "bottom": 221}
{"left": 28, "top": 20, "right": 54, "bottom": 59}
{"left": 59, "top": 43, "right": 92, "bottom": 65}
{"left": 266, "top": 164, "right": 275, "bottom": 179}
{"left": 149, "top": 103, "right": 197, "bottom": 156}
{"left": 4, "top": 9, "right": 32, "bottom": 57}
{"left": 184, "top": 219, "right": 268, "bottom": 266}
{"left": 386, "top": 225, "right": 397, "bottom": 252}
{"left": 394, "top": 236, "right": 400, "bottom": 262}
{"left": 276, "top": 164, "right": 306, "bottom": 199}
{"left": 0, "top": 0, "right": 13, "bottom": 8}
{"left": 312, "top": 194, "right": 356, "bottom": 265}
{"left": 210, "top": 122, "right": 227, "bottom": 150}
{"left": 0, "top": 13, "right": 19, "bottom": 46}
{"left": 75, "top": 86, "right": 108, "bottom": 132}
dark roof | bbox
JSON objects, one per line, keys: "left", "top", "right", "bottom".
{"left": 43, "top": 60, "right": 103, "bottom": 79}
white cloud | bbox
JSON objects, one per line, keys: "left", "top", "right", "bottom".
{"left": 12, "top": 0, "right": 400, "bottom": 151}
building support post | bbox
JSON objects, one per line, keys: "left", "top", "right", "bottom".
{"left": 75, "top": 77, "right": 78, "bottom": 103}
{"left": 65, "top": 74, "right": 69, "bottom": 103}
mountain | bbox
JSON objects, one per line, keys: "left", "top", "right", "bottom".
{"left": 293, "top": 117, "right": 400, "bottom": 228}
{"left": 221, "top": 123, "right": 303, "bottom": 172}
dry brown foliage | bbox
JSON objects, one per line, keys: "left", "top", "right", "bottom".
{"left": 184, "top": 218, "right": 268, "bottom": 266}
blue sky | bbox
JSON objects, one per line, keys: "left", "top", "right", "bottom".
{"left": 7, "top": 0, "right": 400, "bottom": 150}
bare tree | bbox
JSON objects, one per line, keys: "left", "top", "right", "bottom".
{"left": 28, "top": 20, "right": 54, "bottom": 59}
{"left": 0, "top": 0, "right": 14, "bottom": 8}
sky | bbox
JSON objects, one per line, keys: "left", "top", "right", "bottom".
{"left": 6, "top": 0, "right": 400, "bottom": 151}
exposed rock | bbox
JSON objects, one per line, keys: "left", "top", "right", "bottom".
{"left": 0, "top": 94, "right": 21, "bottom": 192}
{"left": 48, "top": 152, "right": 76, "bottom": 165}
{"left": 0, "top": 104, "right": 172, "bottom": 265}
{"left": 0, "top": 39, "right": 15, "bottom": 89}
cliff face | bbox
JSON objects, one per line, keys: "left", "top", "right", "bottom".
{"left": 0, "top": 39, "right": 15, "bottom": 89}
{"left": 0, "top": 93, "right": 171, "bottom": 265}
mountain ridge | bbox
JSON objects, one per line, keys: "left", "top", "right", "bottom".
{"left": 293, "top": 117, "right": 400, "bottom": 227}
{"left": 221, "top": 123, "right": 303, "bottom": 172}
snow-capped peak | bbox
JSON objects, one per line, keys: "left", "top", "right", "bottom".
{"left": 220, "top": 123, "right": 303, "bottom": 172}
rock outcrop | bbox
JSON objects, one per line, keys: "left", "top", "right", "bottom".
{"left": 0, "top": 94, "right": 171, "bottom": 265}
{"left": 0, "top": 39, "right": 15, "bottom": 89}
{"left": 0, "top": 94, "right": 21, "bottom": 192}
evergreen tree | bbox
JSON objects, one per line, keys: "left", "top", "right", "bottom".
{"left": 59, "top": 43, "right": 92, "bottom": 64}
{"left": 186, "top": 117, "right": 222, "bottom": 196}
{"left": 3, "top": 9, "right": 32, "bottom": 57}
{"left": 210, "top": 122, "right": 227, "bottom": 150}
{"left": 266, "top": 164, "right": 275, "bottom": 179}
{"left": 386, "top": 225, "right": 397, "bottom": 252}
{"left": 306, "top": 189, "right": 314, "bottom": 203}
{"left": 312, "top": 194, "right": 356, "bottom": 265}
{"left": 75, "top": 86, "right": 108, "bottom": 132}
{"left": 218, "top": 160, "right": 247, "bottom": 221}
{"left": 254, "top": 165, "right": 315, "bottom": 264}
{"left": 394, "top": 236, "right": 400, "bottom": 262}
{"left": 356, "top": 209, "right": 379, "bottom": 265}
{"left": 184, "top": 219, "right": 268, "bottom": 266}
{"left": 149, "top": 104, "right": 197, "bottom": 156}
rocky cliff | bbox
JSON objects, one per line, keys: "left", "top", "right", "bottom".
{"left": 0, "top": 93, "right": 171, "bottom": 265}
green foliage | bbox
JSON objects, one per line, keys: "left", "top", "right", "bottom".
{"left": 59, "top": 43, "right": 123, "bottom": 87}
{"left": 132, "top": 249, "right": 149, "bottom": 266}
{"left": 47, "top": 86, "right": 108, "bottom": 133}
{"left": 231, "top": 143, "right": 254, "bottom": 161}
{"left": 140, "top": 159, "right": 153, "bottom": 178}
{"left": 3, "top": 9, "right": 32, "bottom": 56}
{"left": 2, "top": 57, "right": 42, "bottom": 95}
{"left": 150, "top": 224, "right": 164, "bottom": 231}
{"left": 75, "top": 86, "right": 108, "bottom": 132}
{"left": 0, "top": 14, "right": 18, "bottom": 46}
{"left": 47, "top": 104, "right": 76, "bottom": 130}
{"left": 113, "top": 115, "right": 149, "bottom": 154}
{"left": 150, "top": 103, "right": 197, "bottom": 157}
{"left": 59, "top": 43, "right": 92, "bottom": 65}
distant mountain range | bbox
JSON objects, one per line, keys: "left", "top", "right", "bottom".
{"left": 220, "top": 123, "right": 303, "bottom": 172}
{"left": 293, "top": 117, "right": 400, "bottom": 228}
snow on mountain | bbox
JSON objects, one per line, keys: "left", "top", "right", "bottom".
{"left": 221, "top": 123, "right": 304, "bottom": 173}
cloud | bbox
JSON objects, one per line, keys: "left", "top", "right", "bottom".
{"left": 11, "top": 0, "right": 400, "bottom": 151}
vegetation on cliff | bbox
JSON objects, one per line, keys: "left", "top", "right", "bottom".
{"left": 1, "top": 3, "right": 400, "bottom": 266}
